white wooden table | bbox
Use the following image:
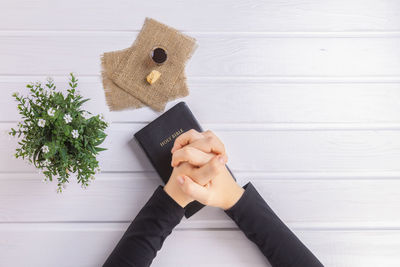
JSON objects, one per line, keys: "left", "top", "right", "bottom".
{"left": 1, "top": 1, "right": 400, "bottom": 266}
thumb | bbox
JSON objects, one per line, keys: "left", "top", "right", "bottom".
{"left": 177, "top": 175, "right": 210, "bottom": 205}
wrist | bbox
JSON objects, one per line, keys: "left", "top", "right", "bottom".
{"left": 221, "top": 183, "right": 244, "bottom": 210}
{"left": 164, "top": 175, "right": 192, "bottom": 208}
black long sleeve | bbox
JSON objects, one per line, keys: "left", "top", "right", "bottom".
{"left": 225, "top": 182, "right": 323, "bottom": 267}
{"left": 103, "top": 186, "right": 185, "bottom": 267}
{"left": 103, "top": 183, "right": 323, "bottom": 267}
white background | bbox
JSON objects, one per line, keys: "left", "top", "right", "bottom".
{"left": 1, "top": 0, "right": 400, "bottom": 266}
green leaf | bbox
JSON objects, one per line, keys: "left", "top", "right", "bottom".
{"left": 64, "top": 127, "right": 70, "bottom": 136}
{"left": 59, "top": 147, "right": 67, "bottom": 161}
{"left": 76, "top": 98, "right": 89, "bottom": 108}
{"left": 93, "top": 137, "right": 105, "bottom": 146}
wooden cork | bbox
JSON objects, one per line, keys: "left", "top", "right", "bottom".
{"left": 146, "top": 70, "right": 161, "bottom": 84}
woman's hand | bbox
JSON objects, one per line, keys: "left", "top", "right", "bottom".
{"left": 178, "top": 155, "right": 244, "bottom": 210}
{"left": 164, "top": 129, "right": 244, "bottom": 210}
{"left": 164, "top": 129, "right": 226, "bottom": 207}
{"left": 164, "top": 156, "right": 224, "bottom": 208}
{"left": 171, "top": 129, "right": 228, "bottom": 166}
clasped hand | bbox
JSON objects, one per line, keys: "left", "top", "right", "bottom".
{"left": 164, "top": 129, "right": 244, "bottom": 210}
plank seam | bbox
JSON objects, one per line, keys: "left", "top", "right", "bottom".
{"left": 1, "top": 171, "right": 400, "bottom": 180}
{"left": 3, "top": 121, "right": 400, "bottom": 130}
{"left": 2, "top": 74, "right": 400, "bottom": 83}
{"left": 0, "top": 221, "right": 400, "bottom": 231}
{"left": 2, "top": 30, "right": 400, "bottom": 38}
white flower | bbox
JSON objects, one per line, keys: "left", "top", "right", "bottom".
{"left": 47, "top": 108, "right": 55, "bottom": 117}
{"left": 38, "top": 119, "right": 46, "bottom": 127}
{"left": 90, "top": 175, "right": 96, "bottom": 181}
{"left": 71, "top": 129, "right": 79, "bottom": 139}
{"left": 82, "top": 111, "right": 90, "bottom": 119}
{"left": 64, "top": 114, "right": 72, "bottom": 124}
{"left": 41, "top": 145, "right": 49, "bottom": 153}
{"left": 42, "top": 159, "right": 51, "bottom": 166}
{"left": 94, "top": 167, "right": 101, "bottom": 174}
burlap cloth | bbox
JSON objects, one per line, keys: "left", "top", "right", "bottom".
{"left": 101, "top": 18, "right": 197, "bottom": 112}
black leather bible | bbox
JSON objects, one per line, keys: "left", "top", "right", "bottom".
{"left": 134, "top": 102, "right": 235, "bottom": 218}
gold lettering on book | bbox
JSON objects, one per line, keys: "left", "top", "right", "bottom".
{"left": 160, "top": 128, "right": 184, "bottom": 147}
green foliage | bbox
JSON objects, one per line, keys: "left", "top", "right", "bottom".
{"left": 9, "top": 73, "right": 108, "bottom": 192}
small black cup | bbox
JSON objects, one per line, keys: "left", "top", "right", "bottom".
{"left": 150, "top": 47, "right": 167, "bottom": 65}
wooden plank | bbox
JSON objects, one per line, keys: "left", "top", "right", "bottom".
{"left": 2, "top": 76, "right": 400, "bottom": 123}
{"left": 0, "top": 0, "right": 399, "bottom": 31}
{"left": 1, "top": 33, "right": 400, "bottom": 77}
{"left": 1, "top": 223, "right": 400, "bottom": 267}
{"left": 1, "top": 123, "right": 400, "bottom": 173}
{"left": 0, "top": 173, "right": 399, "bottom": 228}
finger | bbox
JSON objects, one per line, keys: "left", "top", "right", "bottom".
{"left": 171, "top": 129, "right": 204, "bottom": 153}
{"left": 171, "top": 146, "right": 214, "bottom": 167}
{"left": 201, "top": 130, "right": 228, "bottom": 163}
{"left": 185, "top": 136, "right": 226, "bottom": 158}
{"left": 192, "top": 155, "right": 226, "bottom": 185}
{"left": 177, "top": 175, "right": 210, "bottom": 205}
{"left": 202, "top": 130, "right": 219, "bottom": 141}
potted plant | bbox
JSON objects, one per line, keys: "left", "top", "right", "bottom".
{"left": 9, "top": 73, "right": 108, "bottom": 192}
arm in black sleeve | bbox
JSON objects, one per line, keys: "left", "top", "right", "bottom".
{"left": 225, "top": 182, "right": 323, "bottom": 267}
{"left": 103, "top": 186, "right": 185, "bottom": 267}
